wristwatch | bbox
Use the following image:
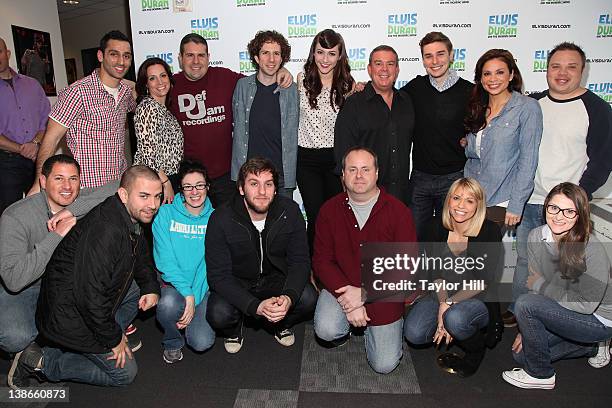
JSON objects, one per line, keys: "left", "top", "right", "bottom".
{"left": 444, "top": 297, "right": 454, "bottom": 306}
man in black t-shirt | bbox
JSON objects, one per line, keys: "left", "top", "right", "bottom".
{"left": 231, "top": 30, "right": 299, "bottom": 198}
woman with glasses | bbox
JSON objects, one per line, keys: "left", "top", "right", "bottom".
{"left": 152, "top": 159, "right": 215, "bottom": 364}
{"left": 502, "top": 182, "right": 612, "bottom": 390}
{"left": 404, "top": 177, "right": 502, "bottom": 377}
{"left": 134, "top": 57, "right": 184, "bottom": 204}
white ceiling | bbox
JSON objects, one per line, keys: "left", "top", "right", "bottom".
{"left": 56, "top": 0, "right": 127, "bottom": 21}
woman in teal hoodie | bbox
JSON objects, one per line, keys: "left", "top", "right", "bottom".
{"left": 153, "top": 160, "right": 215, "bottom": 363}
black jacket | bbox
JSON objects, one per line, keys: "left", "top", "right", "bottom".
{"left": 205, "top": 194, "right": 310, "bottom": 317}
{"left": 36, "top": 194, "right": 160, "bottom": 354}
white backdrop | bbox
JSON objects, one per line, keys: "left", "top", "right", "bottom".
{"left": 129, "top": 0, "right": 611, "bottom": 101}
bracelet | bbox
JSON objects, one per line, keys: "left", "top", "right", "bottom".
{"left": 161, "top": 178, "right": 169, "bottom": 184}
{"left": 31, "top": 139, "right": 41, "bottom": 145}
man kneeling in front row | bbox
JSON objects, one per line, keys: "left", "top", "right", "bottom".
{"left": 206, "top": 157, "right": 317, "bottom": 352}
{"left": 313, "top": 147, "right": 417, "bottom": 373}
{"left": 8, "top": 165, "right": 162, "bottom": 388}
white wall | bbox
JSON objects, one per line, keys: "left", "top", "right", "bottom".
{"left": 61, "top": 5, "right": 131, "bottom": 80}
{"left": 0, "top": 0, "right": 67, "bottom": 105}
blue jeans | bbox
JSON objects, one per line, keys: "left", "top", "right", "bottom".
{"left": 0, "top": 283, "right": 40, "bottom": 353}
{"left": 509, "top": 203, "right": 544, "bottom": 311}
{"left": 409, "top": 169, "right": 463, "bottom": 240}
{"left": 403, "top": 294, "right": 489, "bottom": 344}
{"left": 313, "top": 289, "right": 404, "bottom": 374}
{"left": 513, "top": 294, "right": 612, "bottom": 378}
{"left": 41, "top": 281, "right": 140, "bottom": 387}
{"left": 156, "top": 286, "right": 215, "bottom": 352}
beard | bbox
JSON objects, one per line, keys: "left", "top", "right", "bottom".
{"left": 244, "top": 195, "right": 271, "bottom": 215}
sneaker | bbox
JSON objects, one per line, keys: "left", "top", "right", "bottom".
{"left": 274, "top": 328, "right": 295, "bottom": 347}
{"left": 126, "top": 330, "right": 143, "bottom": 353}
{"left": 224, "top": 336, "right": 244, "bottom": 354}
{"left": 162, "top": 348, "right": 184, "bottom": 364}
{"left": 125, "top": 324, "right": 138, "bottom": 336}
{"left": 7, "top": 342, "right": 43, "bottom": 390}
{"left": 502, "top": 368, "right": 555, "bottom": 390}
{"left": 588, "top": 339, "right": 611, "bottom": 368}
{"left": 502, "top": 310, "right": 517, "bottom": 328}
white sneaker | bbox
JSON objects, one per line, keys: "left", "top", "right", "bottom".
{"left": 224, "top": 336, "right": 243, "bottom": 354}
{"left": 588, "top": 339, "right": 611, "bottom": 368}
{"left": 502, "top": 368, "right": 555, "bottom": 390}
{"left": 274, "top": 328, "right": 295, "bottom": 347}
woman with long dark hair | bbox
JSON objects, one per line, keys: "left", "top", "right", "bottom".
{"left": 134, "top": 57, "right": 184, "bottom": 204}
{"left": 464, "top": 49, "right": 542, "bottom": 228}
{"left": 297, "top": 29, "right": 356, "bottom": 251}
{"left": 404, "top": 177, "right": 502, "bottom": 377}
{"left": 502, "top": 183, "right": 612, "bottom": 389}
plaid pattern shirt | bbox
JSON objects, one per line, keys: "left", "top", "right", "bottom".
{"left": 49, "top": 69, "right": 136, "bottom": 188}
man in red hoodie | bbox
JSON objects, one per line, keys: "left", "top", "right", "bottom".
{"left": 313, "top": 146, "right": 417, "bottom": 374}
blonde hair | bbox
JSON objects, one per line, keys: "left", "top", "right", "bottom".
{"left": 441, "top": 177, "right": 487, "bottom": 237}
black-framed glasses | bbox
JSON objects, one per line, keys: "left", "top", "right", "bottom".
{"left": 546, "top": 204, "right": 578, "bottom": 219}
{"left": 181, "top": 183, "right": 208, "bottom": 192}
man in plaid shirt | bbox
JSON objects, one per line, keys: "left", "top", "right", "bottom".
{"left": 28, "top": 30, "right": 136, "bottom": 194}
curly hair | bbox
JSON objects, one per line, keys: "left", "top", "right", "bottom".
{"left": 302, "top": 29, "right": 354, "bottom": 111}
{"left": 247, "top": 30, "right": 291, "bottom": 70}
{"left": 464, "top": 49, "right": 523, "bottom": 134}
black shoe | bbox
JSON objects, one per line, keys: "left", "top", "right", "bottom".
{"left": 437, "top": 331, "right": 486, "bottom": 378}
{"left": 126, "top": 330, "right": 143, "bottom": 353}
{"left": 7, "top": 342, "right": 43, "bottom": 390}
{"left": 502, "top": 310, "right": 517, "bottom": 328}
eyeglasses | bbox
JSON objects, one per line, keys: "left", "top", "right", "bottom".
{"left": 181, "top": 183, "right": 208, "bottom": 191}
{"left": 546, "top": 204, "right": 578, "bottom": 219}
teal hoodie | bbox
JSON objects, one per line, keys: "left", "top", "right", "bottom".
{"left": 152, "top": 193, "right": 214, "bottom": 306}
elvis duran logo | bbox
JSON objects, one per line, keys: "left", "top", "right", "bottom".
{"left": 387, "top": 13, "right": 418, "bottom": 37}
{"left": 239, "top": 51, "right": 256, "bottom": 74}
{"left": 533, "top": 50, "right": 550, "bottom": 73}
{"left": 440, "top": 0, "right": 469, "bottom": 4}
{"left": 597, "top": 14, "right": 612, "bottom": 38}
{"left": 190, "top": 17, "right": 219, "bottom": 40}
{"left": 337, "top": 0, "right": 367, "bottom": 4}
{"left": 237, "top": 0, "right": 265, "bottom": 7}
{"left": 540, "top": 0, "right": 570, "bottom": 4}
{"left": 141, "top": 0, "right": 169, "bottom": 11}
{"left": 451, "top": 48, "right": 466, "bottom": 71}
{"left": 288, "top": 14, "right": 317, "bottom": 38}
{"left": 348, "top": 48, "right": 367, "bottom": 71}
{"left": 488, "top": 14, "right": 518, "bottom": 38}
{"left": 588, "top": 82, "right": 612, "bottom": 104}
{"left": 146, "top": 52, "right": 174, "bottom": 69}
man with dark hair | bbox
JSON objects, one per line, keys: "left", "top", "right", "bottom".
{"left": 314, "top": 147, "right": 417, "bottom": 373}
{"left": 400, "top": 32, "right": 472, "bottom": 239}
{"left": 205, "top": 157, "right": 316, "bottom": 353}
{"left": 334, "top": 45, "right": 414, "bottom": 206}
{"left": 0, "top": 37, "right": 50, "bottom": 215}
{"left": 8, "top": 165, "right": 162, "bottom": 389}
{"left": 231, "top": 30, "right": 298, "bottom": 198}
{"left": 28, "top": 30, "right": 136, "bottom": 195}
{"left": 1, "top": 155, "right": 119, "bottom": 363}
{"left": 505, "top": 42, "right": 612, "bottom": 332}
{"left": 169, "top": 33, "right": 293, "bottom": 208}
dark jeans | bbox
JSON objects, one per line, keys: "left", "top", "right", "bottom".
{"left": 409, "top": 169, "right": 463, "bottom": 240}
{"left": 206, "top": 283, "right": 318, "bottom": 337}
{"left": 296, "top": 147, "right": 342, "bottom": 252}
{"left": 208, "top": 173, "right": 236, "bottom": 209}
{"left": 513, "top": 294, "right": 612, "bottom": 378}
{"left": 0, "top": 150, "right": 35, "bottom": 215}
{"left": 41, "top": 281, "right": 140, "bottom": 387}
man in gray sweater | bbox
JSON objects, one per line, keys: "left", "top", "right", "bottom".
{"left": 0, "top": 154, "right": 118, "bottom": 355}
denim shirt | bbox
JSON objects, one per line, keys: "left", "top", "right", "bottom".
{"left": 231, "top": 74, "right": 299, "bottom": 187}
{"left": 464, "top": 91, "right": 543, "bottom": 215}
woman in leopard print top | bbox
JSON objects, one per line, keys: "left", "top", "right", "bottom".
{"left": 134, "top": 57, "right": 184, "bottom": 204}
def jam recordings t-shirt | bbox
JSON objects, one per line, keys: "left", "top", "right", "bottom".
{"left": 169, "top": 67, "right": 243, "bottom": 179}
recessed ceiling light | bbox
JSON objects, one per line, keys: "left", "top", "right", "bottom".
{"left": 63, "top": 0, "right": 80, "bottom": 4}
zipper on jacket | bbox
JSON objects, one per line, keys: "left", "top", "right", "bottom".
{"left": 258, "top": 230, "right": 263, "bottom": 276}
{"left": 111, "top": 234, "right": 138, "bottom": 315}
